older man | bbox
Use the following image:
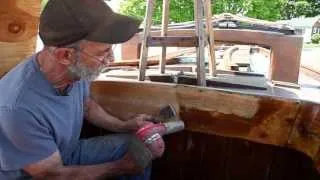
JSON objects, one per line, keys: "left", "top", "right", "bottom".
{"left": 0, "top": 0, "right": 155, "bottom": 179}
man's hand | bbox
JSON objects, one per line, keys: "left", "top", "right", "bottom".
{"left": 123, "top": 114, "right": 154, "bottom": 132}
{"left": 85, "top": 97, "right": 156, "bottom": 133}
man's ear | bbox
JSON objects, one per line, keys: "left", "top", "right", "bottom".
{"left": 53, "top": 48, "right": 75, "bottom": 65}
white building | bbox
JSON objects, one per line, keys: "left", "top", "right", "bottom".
{"left": 277, "top": 16, "right": 320, "bottom": 43}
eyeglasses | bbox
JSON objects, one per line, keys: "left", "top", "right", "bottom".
{"left": 77, "top": 48, "right": 114, "bottom": 65}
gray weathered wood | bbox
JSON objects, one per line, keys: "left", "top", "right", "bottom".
{"left": 147, "top": 36, "right": 198, "bottom": 47}
{"left": 138, "top": 0, "right": 155, "bottom": 81}
{"left": 159, "top": 0, "right": 170, "bottom": 74}
{"left": 203, "top": 0, "right": 216, "bottom": 76}
{"left": 194, "top": 0, "right": 206, "bottom": 86}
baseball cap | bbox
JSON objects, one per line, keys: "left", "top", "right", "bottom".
{"left": 39, "top": 0, "right": 141, "bottom": 46}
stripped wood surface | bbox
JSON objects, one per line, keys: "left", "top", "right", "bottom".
{"left": 90, "top": 80, "right": 320, "bottom": 174}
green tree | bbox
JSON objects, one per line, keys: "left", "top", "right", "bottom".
{"left": 281, "top": 0, "right": 320, "bottom": 19}
{"left": 120, "top": 0, "right": 287, "bottom": 23}
{"left": 120, "top": 0, "right": 194, "bottom": 24}
{"left": 305, "top": 0, "right": 320, "bottom": 16}
{"left": 214, "top": 0, "right": 251, "bottom": 14}
{"left": 246, "top": 0, "right": 285, "bottom": 21}
{"left": 311, "top": 33, "right": 320, "bottom": 43}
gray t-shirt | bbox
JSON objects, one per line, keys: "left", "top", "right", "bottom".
{"left": 0, "top": 54, "right": 89, "bottom": 171}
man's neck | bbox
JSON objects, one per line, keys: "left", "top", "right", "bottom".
{"left": 37, "top": 49, "right": 75, "bottom": 91}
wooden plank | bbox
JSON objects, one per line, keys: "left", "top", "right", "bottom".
{"left": 138, "top": 0, "right": 155, "bottom": 81}
{"left": 194, "top": 0, "right": 206, "bottom": 86}
{"left": 148, "top": 13, "right": 295, "bottom": 34}
{"left": 82, "top": 123, "right": 319, "bottom": 179}
{"left": 147, "top": 36, "right": 198, "bottom": 47}
{"left": 89, "top": 81, "right": 317, "bottom": 159}
{"left": 123, "top": 29, "right": 303, "bottom": 83}
{"left": 108, "top": 57, "right": 180, "bottom": 67}
{"left": 159, "top": 0, "right": 170, "bottom": 74}
{"left": 175, "top": 75, "right": 268, "bottom": 90}
{"left": 203, "top": 0, "right": 217, "bottom": 76}
{"left": 0, "top": 0, "right": 40, "bottom": 77}
{"left": 89, "top": 80, "right": 320, "bottom": 175}
{"left": 223, "top": 46, "right": 240, "bottom": 70}
{"left": 288, "top": 102, "right": 320, "bottom": 163}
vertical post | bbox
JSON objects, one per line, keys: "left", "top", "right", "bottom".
{"left": 138, "top": 0, "right": 155, "bottom": 81}
{"left": 159, "top": 0, "right": 170, "bottom": 74}
{"left": 194, "top": 0, "right": 206, "bottom": 86}
{"left": 203, "top": 0, "right": 216, "bottom": 77}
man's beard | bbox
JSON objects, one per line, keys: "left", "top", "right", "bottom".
{"left": 68, "top": 56, "right": 103, "bottom": 81}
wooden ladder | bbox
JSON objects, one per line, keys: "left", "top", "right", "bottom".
{"left": 138, "top": 0, "right": 217, "bottom": 86}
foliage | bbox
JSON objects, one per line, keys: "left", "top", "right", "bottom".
{"left": 120, "top": 0, "right": 194, "bottom": 24}
{"left": 304, "top": 42, "right": 320, "bottom": 48}
{"left": 305, "top": 0, "right": 320, "bottom": 17}
{"left": 281, "top": 1, "right": 310, "bottom": 19}
{"left": 41, "top": 0, "right": 49, "bottom": 10}
{"left": 311, "top": 33, "right": 320, "bottom": 44}
{"left": 296, "top": 1, "right": 312, "bottom": 15}
{"left": 281, "top": 0, "right": 320, "bottom": 19}
{"left": 246, "top": 0, "right": 285, "bottom": 21}
{"left": 119, "top": 0, "right": 289, "bottom": 24}
{"left": 214, "top": 0, "right": 251, "bottom": 14}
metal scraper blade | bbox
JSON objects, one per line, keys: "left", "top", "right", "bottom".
{"left": 159, "top": 105, "right": 176, "bottom": 118}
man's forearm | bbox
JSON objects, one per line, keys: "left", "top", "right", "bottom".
{"left": 38, "top": 161, "right": 124, "bottom": 180}
{"left": 84, "top": 98, "right": 126, "bottom": 132}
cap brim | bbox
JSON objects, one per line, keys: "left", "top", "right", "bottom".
{"left": 86, "top": 13, "right": 142, "bottom": 44}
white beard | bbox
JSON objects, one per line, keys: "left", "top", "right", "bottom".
{"left": 68, "top": 57, "right": 103, "bottom": 81}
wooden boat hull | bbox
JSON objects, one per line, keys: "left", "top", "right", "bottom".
{"left": 82, "top": 80, "right": 320, "bottom": 179}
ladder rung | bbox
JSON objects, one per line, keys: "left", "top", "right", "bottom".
{"left": 147, "top": 36, "right": 198, "bottom": 47}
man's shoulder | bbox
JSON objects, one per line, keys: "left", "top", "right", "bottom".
{"left": 1, "top": 55, "right": 36, "bottom": 81}
{"left": 0, "top": 55, "right": 38, "bottom": 107}
{"left": 0, "top": 106, "right": 36, "bottom": 129}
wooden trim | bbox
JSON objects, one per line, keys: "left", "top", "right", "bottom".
{"left": 147, "top": 36, "right": 198, "bottom": 47}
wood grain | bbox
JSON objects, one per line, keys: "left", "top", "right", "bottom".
{"left": 90, "top": 80, "right": 320, "bottom": 170}
{"left": 0, "top": 0, "right": 40, "bottom": 77}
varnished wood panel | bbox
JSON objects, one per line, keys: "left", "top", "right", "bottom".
{"left": 90, "top": 80, "right": 320, "bottom": 171}
{"left": 0, "top": 0, "right": 40, "bottom": 77}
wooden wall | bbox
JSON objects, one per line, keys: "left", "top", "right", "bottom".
{"left": 0, "top": 0, "right": 40, "bottom": 77}
{"left": 83, "top": 80, "right": 320, "bottom": 179}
